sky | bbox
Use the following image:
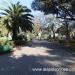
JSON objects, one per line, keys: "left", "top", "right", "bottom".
{"left": 0, "top": 0, "right": 33, "bottom": 9}
{"left": 0, "top": 0, "right": 43, "bottom": 17}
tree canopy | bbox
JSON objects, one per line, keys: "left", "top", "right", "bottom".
{"left": 31, "top": 0, "right": 75, "bottom": 21}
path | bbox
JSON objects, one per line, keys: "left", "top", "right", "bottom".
{"left": 0, "top": 39, "right": 75, "bottom": 75}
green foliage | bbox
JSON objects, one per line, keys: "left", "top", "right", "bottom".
{"left": 31, "top": 0, "right": 58, "bottom": 14}
{"left": 0, "top": 19, "right": 8, "bottom": 35}
{"left": 69, "top": 40, "right": 75, "bottom": 43}
{"left": 14, "top": 33, "right": 28, "bottom": 46}
{"left": 0, "top": 2, "right": 34, "bottom": 40}
{"left": 59, "top": 39, "right": 75, "bottom": 50}
{"left": 27, "top": 33, "right": 34, "bottom": 41}
{"left": 0, "top": 39, "right": 13, "bottom": 53}
{"left": 32, "top": 0, "right": 75, "bottom": 20}
{"left": 67, "top": 40, "right": 75, "bottom": 50}
{"left": 17, "top": 33, "right": 27, "bottom": 41}
{"left": 47, "top": 35, "right": 51, "bottom": 41}
{"left": 59, "top": 40, "right": 66, "bottom": 44}
{"left": 56, "top": 25, "right": 70, "bottom": 36}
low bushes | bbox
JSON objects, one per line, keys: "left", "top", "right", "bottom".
{"left": 59, "top": 40, "right": 66, "bottom": 45}
{"left": 47, "top": 35, "right": 58, "bottom": 42}
{"left": 59, "top": 39, "right": 75, "bottom": 50}
{"left": 47, "top": 35, "right": 51, "bottom": 41}
{"left": 14, "top": 33, "right": 28, "bottom": 46}
{"left": 0, "top": 32, "right": 33, "bottom": 54}
{"left": 0, "top": 39, "right": 13, "bottom": 53}
{"left": 67, "top": 40, "right": 75, "bottom": 50}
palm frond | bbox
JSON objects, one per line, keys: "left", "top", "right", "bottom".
{"left": 0, "top": 1, "right": 34, "bottom": 36}
{"left": 0, "top": 12, "right": 8, "bottom": 16}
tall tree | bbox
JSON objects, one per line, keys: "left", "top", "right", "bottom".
{"left": 31, "top": 0, "right": 75, "bottom": 21}
{"left": 0, "top": 2, "right": 34, "bottom": 40}
{"left": 56, "top": 25, "right": 70, "bottom": 37}
{"left": 32, "top": 0, "right": 75, "bottom": 39}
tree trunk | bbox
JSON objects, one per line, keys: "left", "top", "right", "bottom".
{"left": 53, "top": 31, "right": 55, "bottom": 39}
{"left": 12, "top": 26, "right": 17, "bottom": 41}
{"left": 65, "top": 22, "right": 70, "bottom": 40}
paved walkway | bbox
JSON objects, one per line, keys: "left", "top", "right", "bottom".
{"left": 0, "top": 40, "right": 75, "bottom": 75}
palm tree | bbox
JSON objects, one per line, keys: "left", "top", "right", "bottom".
{"left": 0, "top": 2, "right": 34, "bottom": 40}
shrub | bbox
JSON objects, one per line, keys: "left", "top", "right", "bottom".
{"left": 47, "top": 35, "right": 51, "bottom": 41}
{"left": 17, "top": 33, "right": 27, "bottom": 41}
{"left": 59, "top": 40, "right": 66, "bottom": 44}
{"left": 14, "top": 33, "right": 27, "bottom": 46}
{"left": 69, "top": 40, "right": 75, "bottom": 43}
{"left": 59, "top": 39, "right": 75, "bottom": 50}
{"left": 26, "top": 33, "right": 34, "bottom": 41}
{"left": 0, "top": 39, "right": 13, "bottom": 53}
{"left": 68, "top": 40, "right": 75, "bottom": 50}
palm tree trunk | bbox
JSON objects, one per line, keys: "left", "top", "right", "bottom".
{"left": 12, "top": 25, "right": 17, "bottom": 41}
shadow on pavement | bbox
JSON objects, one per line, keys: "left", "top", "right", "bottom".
{"left": 0, "top": 39, "right": 75, "bottom": 75}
